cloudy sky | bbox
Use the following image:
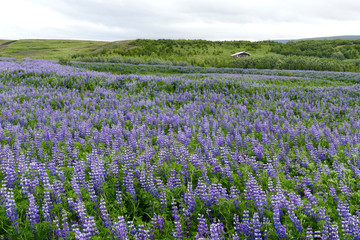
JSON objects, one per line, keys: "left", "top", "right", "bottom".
{"left": 1, "top": 0, "right": 359, "bottom": 41}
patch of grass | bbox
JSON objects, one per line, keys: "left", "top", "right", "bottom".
{"left": 0, "top": 39, "right": 107, "bottom": 59}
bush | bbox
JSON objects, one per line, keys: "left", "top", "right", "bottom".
{"left": 331, "top": 51, "right": 345, "bottom": 60}
{"left": 58, "top": 57, "right": 72, "bottom": 66}
{"left": 230, "top": 55, "right": 359, "bottom": 72}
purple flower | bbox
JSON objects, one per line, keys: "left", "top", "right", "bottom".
{"left": 42, "top": 191, "right": 52, "bottom": 223}
{"left": 184, "top": 182, "right": 195, "bottom": 212}
{"left": 160, "top": 190, "right": 167, "bottom": 211}
{"left": 2, "top": 186, "right": 18, "bottom": 226}
{"left": 196, "top": 214, "right": 208, "bottom": 239}
{"left": 99, "top": 198, "right": 111, "bottom": 228}
{"left": 150, "top": 213, "right": 164, "bottom": 239}
{"left": 112, "top": 216, "right": 128, "bottom": 240}
{"left": 305, "top": 226, "right": 313, "bottom": 239}
{"left": 172, "top": 200, "right": 183, "bottom": 239}
{"left": 83, "top": 216, "right": 98, "bottom": 238}
{"left": 252, "top": 212, "right": 262, "bottom": 240}
{"left": 27, "top": 193, "right": 40, "bottom": 231}
{"left": 209, "top": 220, "right": 225, "bottom": 240}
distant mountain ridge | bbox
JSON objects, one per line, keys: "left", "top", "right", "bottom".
{"left": 274, "top": 35, "right": 360, "bottom": 43}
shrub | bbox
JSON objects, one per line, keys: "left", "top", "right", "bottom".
{"left": 58, "top": 57, "right": 72, "bottom": 66}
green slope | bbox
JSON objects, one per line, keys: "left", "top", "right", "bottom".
{"left": 1, "top": 38, "right": 360, "bottom": 72}
{"left": 0, "top": 39, "right": 107, "bottom": 59}
{"left": 274, "top": 35, "right": 360, "bottom": 43}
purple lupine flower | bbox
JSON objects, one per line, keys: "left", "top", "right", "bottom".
{"left": 229, "top": 186, "right": 240, "bottom": 208}
{"left": 160, "top": 190, "right": 167, "bottom": 211}
{"left": 273, "top": 205, "right": 287, "bottom": 239}
{"left": 252, "top": 212, "right": 262, "bottom": 240}
{"left": 305, "top": 226, "right": 314, "bottom": 239}
{"left": 244, "top": 173, "right": 266, "bottom": 215}
{"left": 53, "top": 179, "right": 65, "bottom": 204}
{"left": 150, "top": 213, "right": 164, "bottom": 239}
{"left": 158, "top": 215, "right": 165, "bottom": 233}
{"left": 123, "top": 168, "right": 136, "bottom": 199}
{"left": 314, "top": 230, "right": 322, "bottom": 239}
{"left": 67, "top": 197, "right": 76, "bottom": 211}
{"left": 73, "top": 227, "right": 88, "bottom": 240}
{"left": 75, "top": 199, "right": 87, "bottom": 226}
{"left": 83, "top": 216, "right": 99, "bottom": 239}
{"left": 241, "top": 210, "right": 251, "bottom": 237}
{"left": 116, "top": 188, "right": 123, "bottom": 207}
{"left": 86, "top": 180, "right": 98, "bottom": 204}
{"left": 3, "top": 186, "right": 18, "bottom": 226}
{"left": 149, "top": 215, "right": 156, "bottom": 240}
{"left": 20, "top": 174, "right": 32, "bottom": 198}
{"left": 134, "top": 224, "right": 150, "bottom": 240}
{"left": 112, "top": 216, "right": 128, "bottom": 240}
{"left": 74, "top": 160, "right": 86, "bottom": 188}
{"left": 167, "top": 169, "right": 181, "bottom": 190}
{"left": 209, "top": 220, "right": 225, "bottom": 240}
{"left": 195, "top": 179, "right": 209, "bottom": 206}
{"left": 61, "top": 209, "right": 70, "bottom": 239}
{"left": 146, "top": 172, "right": 158, "bottom": 197}
{"left": 42, "top": 191, "right": 52, "bottom": 223}
{"left": 127, "top": 220, "right": 137, "bottom": 235}
{"left": 183, "top": 208, "right": 192, "bottom": 236}
{"left": 89, "top": 152, "right": 106, "bottom": 193}
{"left": 27, "top": 193, "right": 40, "bottom": 231}
{"left": 233, "top": 214, "right": 241, "bottom": 237}
{"left": 196, "top": 214, "right": 208, "bottom": 240}
{"left": 339, "top": 183, "right": 352, "bottom": 200}
{"left": 139, "top": 170, "right": 147, "bottom": 191}
{"left": 54, "top": 216, "right": 62, "bottom": 239}
{"left": 172, "top": 200, "right": 183, "bottom": 239}
{"left": 231, "top": 233, "right": 240, "bottom": 240}
{"left": 99, "top": 198, "right": 111, "bottom": 228}
{"left": 329, "top": 224, "right": 340, "bottom": 240}
{"left": 184, "top": 182, "right": 195, "bottom": 212}
{"left": 337, "top": 200, "right": 353, "bottom": 237}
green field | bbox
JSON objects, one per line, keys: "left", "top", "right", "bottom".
{"left": 1, "top": 38, "right": 360, "bottom": 72}
{"left": 0, "top": 39, "right": 107, "bottom": 59}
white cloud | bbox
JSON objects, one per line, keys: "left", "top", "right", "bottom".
{"left": 0, "top": 0, "right": 360, "bottom": 41}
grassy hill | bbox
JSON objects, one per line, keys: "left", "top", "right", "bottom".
{"left": 0, "top": 39, "right": 278, "bottom": 61}
{"left": 0, "top": 39, "right": 107, "bottom": 59}
{"left": 275, "top": 35, "right": 360, "bottom": 43}
{"left": 1, "top": 38, "right": 360, "bottom": 72}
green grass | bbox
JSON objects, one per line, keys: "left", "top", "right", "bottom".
{"left": 0, "top": 39, "right": 107, "bottom": 59}
{"left": 0, "top": 40, "right": 10, "bottom": 44}
{"left": 0, "top": 38, "right": 274, "bottom": 64}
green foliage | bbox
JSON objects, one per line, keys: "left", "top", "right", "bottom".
{"left": 270, "top": 39, "right": 360, "bottom": 59}
{"left": 58, "top": 57, "right": 72, "bottom": 66}
{"left": 230, "top": 55, "right": 359, "bottom": 72}
{"left": 0, "top": 39, "right": 106, "bottom": 59}
{"left": 2, "top": 38, "right": 360, "bottom": 72}
{"left": 331, "top": 51, "right": 345, "bottom": 60}
{"left": 74, "top": 39, "right": 360, "bottom": 72}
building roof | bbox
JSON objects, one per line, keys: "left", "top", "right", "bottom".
{"left": 231, "top": 51, "right": 251, "bottom": 56}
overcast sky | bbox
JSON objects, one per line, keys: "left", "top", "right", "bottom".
{"left": 1, "top": 0, "right": 359, "bottom": 41}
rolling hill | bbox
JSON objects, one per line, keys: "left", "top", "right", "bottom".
{"left": 1, "top": 37, "right": 360, "bottom": 72}
{"left": 274, "top": 35, "right": 360, "bottom": 43}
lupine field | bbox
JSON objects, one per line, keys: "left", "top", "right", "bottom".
{"left": 1, "top": 58, "right": 360, "bottom": 239}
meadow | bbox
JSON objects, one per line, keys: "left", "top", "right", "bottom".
{"left": 0, "top": 57, "right": 360, "bottom": 239}
{"left": 2, "top": 39, "right": 360, "bottom": 72}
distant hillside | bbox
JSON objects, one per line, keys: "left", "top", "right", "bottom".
{"left": 274, "top": 35, "right": 360, "bottom": 43}
{"left": 0, "top": 39, "right": 107, "bottom": 59}
{"left": 1, "top": 38, "right": 360, "bottom": 72}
